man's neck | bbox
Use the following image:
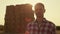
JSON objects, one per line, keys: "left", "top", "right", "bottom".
{"left": 36, "top": 17, "right": 43, "bottom": 23}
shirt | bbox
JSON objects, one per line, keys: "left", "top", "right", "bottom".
{"left": 27, "top": 18, "right": 56, "bottom": 34}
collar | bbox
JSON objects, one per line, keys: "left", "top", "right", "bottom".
{"left": 35, "top": 18, "right": 47, "bottom": 23}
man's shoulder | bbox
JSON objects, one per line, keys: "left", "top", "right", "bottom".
{"left": 45, "top": 19, "right": 56, "bottom": 27}
{"left": 47, "top": 20, "right": 54, "bottom": 24}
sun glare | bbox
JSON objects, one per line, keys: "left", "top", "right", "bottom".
{"left": 28, "top": 3, "right": 36, "bottom": 10}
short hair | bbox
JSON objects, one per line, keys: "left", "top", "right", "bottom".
{"left": 35, "top": 3, "right": 45, "bottom": 8}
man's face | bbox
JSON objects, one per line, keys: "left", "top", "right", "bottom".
{"left": 35, "top": 5, "right": 45, "bottom": 17}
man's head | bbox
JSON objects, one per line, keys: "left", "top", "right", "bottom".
{"left": 35, "top": 3, "right": 45, "bottom": 18}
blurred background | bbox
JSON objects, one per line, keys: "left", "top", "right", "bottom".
{"left": 0, "top": 0, "right": 60, "bottom": 34}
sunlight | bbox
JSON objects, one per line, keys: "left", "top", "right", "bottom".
{"left": 0, "top": 0, "right": 60, "bottom": 26}
{"left": 23, "top": 0, "right": 40, "bottom": 10}
{"left": 29, "top": 3, "right": 37, "bottom": 19}
{"left": 30, "top": 3, "right": 36, "bottom": 10}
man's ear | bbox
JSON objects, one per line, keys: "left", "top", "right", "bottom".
{"left": 44, "top": 9, "right": 45, "bottom": 13}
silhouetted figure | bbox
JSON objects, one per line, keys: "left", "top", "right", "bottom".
{"left": 26, "top": 3, "right": 56, "bottom": 34}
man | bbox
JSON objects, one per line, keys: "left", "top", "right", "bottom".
{"left": 26, "top": 3, "right": 56, "bottom": 34}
